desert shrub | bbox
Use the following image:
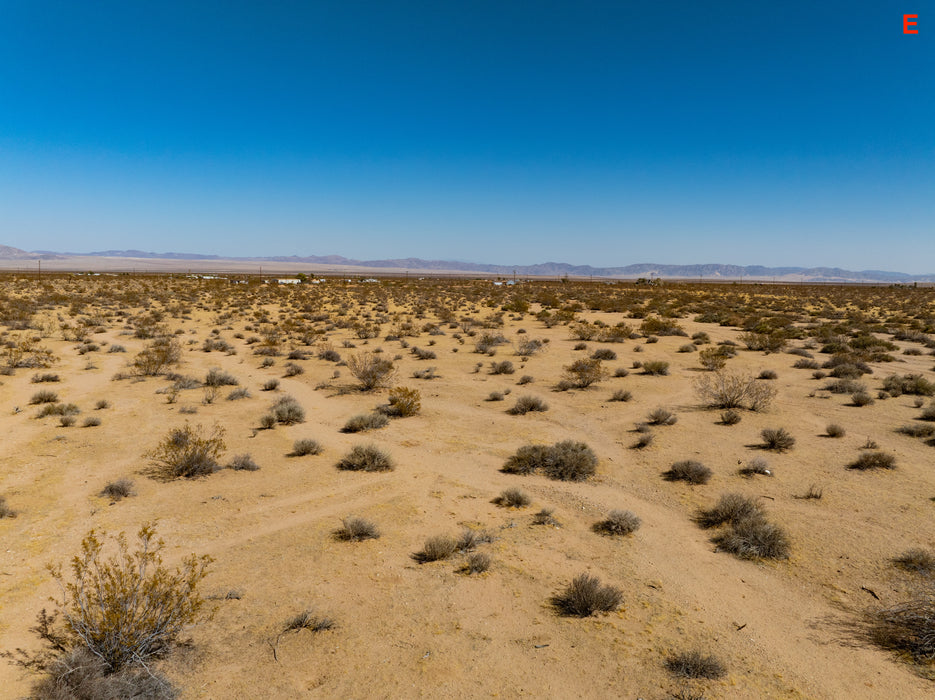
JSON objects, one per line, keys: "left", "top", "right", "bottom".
{"left": 501, "top": 441, "right": 597, "bottom": 481}
{"left": 532, "top": 508, "right": 560, "bottom": 526}
{"left": 227, "top": 387, "right": 250, "bottom": 400}
{"left": 712, "top": 517, "right": 790, "bottom": 559}
{"left": 411, "top": 347, "right": 436, "bottom": 360}
{"left": 738, "top": 457, "right": 771, "bottom": 477}
{"left": 720, "top": 409, "right": 741, "bottom": 425}
{"left": 227, "top": 453, "right": 259, "bottom": 471}
{"left": 95, "top": 399, "right": 109, "bottom": 410}
{"left": 551, "top": 574, "right": 623, "bottom": 617}
{"left": 740, "top": 331, "right": 787, "bottom": 353}
{"left": 380, "top": 386, "right": 421, "bottom": 417}
{"left": 281, "top": 610, "right": 334, "bottom": 634}
{"left": 851, "top": 390, "right": 875, "bottom": 407}
{"left": 412, "top": 366, "right": 438, "bottom": 380}
{"left": 37, "top": 402, "right": 80, "bottom": 418}
{"left": 131, "top": 336, "right": 181, "bottom": 376}
{"left": 920, "top": 403, "right": 935, "bottom": 421}
{"left": 108, "top": 344, "right": 126, "bottom": 353}
{"left": 826, "top": 423, "right": 846, "bottom": 438}
{"left": 258, "top": 414, "right": 277, "bottom": 430}
{"left": 896, "top": 423, "right": 935, "bottom": 438}
{"left": 693, "top": 370, "right": 776, "bottom": 411}
{"left": 665, "top": 650, "right": 726, "bottom": 679}
{"left": 758, "top": 369, "right": 778, "bottom": 380}
{"left": 793, "top": 358, "right": 820, "bottom": 369}
{"left": 641, "top": 360, "right": 670, "bottom": 376}
{"left": 100, "top": 479, "right": 134, "bottom": 501}
{"left": 639, "top": 316, "right": 684, "bottom": 336}
{"left": 761, "top": 427, "right": 795, "bottom": 451}
{"left": 678, "top": 343, "right": 696, "bottom": 353}
{"left": 271, "top": 395, "right": 304, "bottom": 424}
{"left": 562, "top": 358, "right": 607, "bottom": 388}
{"left": 696, "top": 493, "right": 763, "bottom": 528}
{"left": 318, "top": 346, "right": 341, "bottom": 362}
{"left": 663, "top": 460, "right": 712, "bottom": 485}
{"left": 291, "top": 438, "right": 322, "bottom": 456}
{"left": 26, "top": 524, "right": 211, "bottom": 674}
{"left": 347, "top": 351, "right": 396, "bottom": 390}
{"left": 261, "top": 378, "right": 280, "bottom": 391}
{"left": 893, "top": 549, "right": 935, "bottom": 575}
{"left": 698, "top": 347, "right": 729, "bottom": 371}
{"left": 824, "top": 378, "right": 865, "bottom": 394}
{"left": 82, "top": 416, "right": 102, "bottom": 427}
{"left": 592, "top": 509, "right": 641, "bottom": 536}
{"left": 204, "top": 368, "right": 238, "bottom": 387}
{"left": 30, "top": 389, "right": 59, "bottom": 404}
{"left": 869, "top": 589, "right": 935, "bottom": 661}
{"left": 507, "top": 395, "right": 548, "bottom": 415}
{"left": 882, "top": 374, "right": 935, "bottom": 397}
{"left": 493, "top": 487, "right": 531, "bottom": 508}
{"left": 342, "top": 413, "right": 389, "bottom": 433}
{"left": 591, "top": 348, "right": 617, "bottom": 361}
{"left": 460, "top": 552, "right": 491, "bottom": 574}
{"left": 609, "top": 389, "right": 632, "bottom": 402}
{"left": 516, "top": 338, "right": 544, "bottom": 356}
{"left": 333, "top": 516, "right": 380, "bottom": 542}
{"left": 28, "top": 647, "right": 178, "bottom": 700}
{"left": 613, "top": 367, "right": 629, "bottom": 377}
{"left": 490, "top": 360, "right": 515, "bottom": 375}
{"left": 456, "top": 528, "right": 493, "bottom": 552}
{"left": 283, "top": 361, "right": 304, "bottom": 377}
{"left": 59, "top": 415, "right": 76, "bottom": 428}
{"left": 647, "top": 407, "right": 677, "bottom": 425}
{"left": 797, "top": 484, "right": 823, "bottom": 500}
{"left": 31, "top": 373, "right": 60, "bottom": 383}
{"left": 147, "top": 423, "right": 225, "bottom": 479}
{"left": 413, "top": 535, "right": 458, "bottom": 563}
{"left": 517, "top": 374, "right": 534, "bottom": 385}
{"left": 632, "top": 432, "right": 655, "bottom": 449}
{"left": 336, "top": 444, "right": 394, "bottom": 472}
{"left": 849, "top": 451, "right": 896, "bottom": 470}
{"left": 486, "top": 391, "right": 505, "bottom": 402}
{"left": 0, "top": 496, "right": 15, "bottom": 518}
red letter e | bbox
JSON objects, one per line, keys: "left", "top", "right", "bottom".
{"left": 904, "top": 14, "right": 918, "bottom": 33}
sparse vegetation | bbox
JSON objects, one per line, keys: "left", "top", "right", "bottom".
{"left": 665, "top": 651, "right": 726, "bottom": 679}
{"left": 551, "top": 574, "right": 623, "bottom": 617}
{"left": 342, "top": 413, "right": 389, "bottom": 433}
{"left": 593, "top": 509, "right": 641, "bottom": 536}
{"left": 761, "top": 427, "right": 795, "bottom": 451}
{"left": 336, "top": 444, "right": 394, "bottom": 472}
{"left": 291, "top": 438, "right": 322, "bottom": 456}
{"left": 849, "top": 451, "right": 896, "bottom": 470}
{"left": 694, "top": 370, "right": 776, "bottom": 411}
{"left": 334, "top": 516, "right": 380, "bottom": 542}
{"left": 502, "top": 441, "right": 597, "bottom": 481}
{"left": 493, "top": 487, "right": 531, "bottom": 508}
{"left": 507, "top": 395, "right": 549, "bottom": 415}
{"left": 147, "top": 423, "right": 225, "bottom": 479}
{"left": 663, "top": 460, "right": 712, "bottom": 485}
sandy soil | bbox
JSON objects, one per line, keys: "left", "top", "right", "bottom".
{"left": 1, "top": 279, "right": 933, "bottom": 699}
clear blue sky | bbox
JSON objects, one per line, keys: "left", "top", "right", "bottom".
{"left": 0, "top": 1, "right": 932, "bottom": 271}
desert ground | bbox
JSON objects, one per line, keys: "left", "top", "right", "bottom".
{"left": 1, "top": 274, "right": 934, "bottom": 699}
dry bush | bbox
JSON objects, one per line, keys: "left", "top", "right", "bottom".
{"left": 100, "top": 479, "right": 134, "bottom": 501}
{"left": 562, "top": 358, "right": 608, "bottom": 388}
{"left": 271, "top": 395, "right": 304, "bottom": 424}
{"left": 460, "top": 552, "right": 491, "bottom": 574}
{"left": 758, "top": 369, "right": 778, "bottom": 380}
{"left": 532, "top": 508, "right": 560, "bottom": 526}
{"left": 347, "top": 351, "right": 396, "bottom": 390}
{"left": 551, "top": 574, "right": 623, "bottom": 617}
{"left": 849, "top": 451, "right": 896, "bottom": 470}
{"left": 204, "top": 368, "right": 238, "bottom": 387}
{"left": 333, "top": 517, "right": 380, "bottom": 542}
{"left": 826, "top": 423, "right": 846, "bottom": 438}
{"left": 0, "top": 496, "right": 17, "bottom": 518}
{"left": 696, "top": 493, "right": 763, "bottom": 529}
{"left": 893, "top": 549, "right": 935, "bottom": 575}
{"left": 493, "top": 487, "right": 531, "bottom": 508}
{"left": 896, "top": 423, "right": 935, "bottom": 438}
{"left": 698, "top": 347, "right": 728, "bottom": 371}
{"left": 738, "top": 457, "right": 771, "bottom": 478}
{"left": 851, "top": 390, "right": 875, "bottom": 407}
{"left": 665, "top": 650, "right": 726, "bottom": 679}
{"left": 868, "top": 585, "right": 935, "bottom": 662}
{"left": 380, "top": 386, "right": 421, "bottom": 417}
{"left": 663, "top": 460, "right": 712, "bottom": 485}
{"left": 16, "top": 524, "right": 212, "bottom": 677}
{"left": 227, "top": 387, "right": 250, "bottom": 400}
{"left": 712, "top": 517, "right": 790, "bottom": 560}
{"left": 609, "top": 389, "right": 632, "bottom": 402}
{"left": 30, "top": 389, "right": 59, "bottom": 404}
{"left": 647, "top": 407, "right": 677, "bottom": 425}
{"left": 761, "top": 427, "right": 795, "bottom": 451}
{"left": 489, "top": 360, "right": 515, "bottom": 375}
{"left": 261, "top": 378, "right": 280, "bottom": 391}
{"left": 507, "top": 395, "right": 548, "bottom": 415}
{"left": 693, "top": 370, "right": 776, "bottom": 411}
{"left": 281, "top": 610, "right": 334, "bottom": 634}
{"left": 82, "top": 416, "right": 102, "bottom": 427}
{"left": 336, "top": 444, "right": 394, "bottom": 472}
{"left": 227, "top": 453, "right": 260, "bottom": 471}
{"left": 290, "top": 438, "right": 322, "bottom": 456}
{"left": 147, "top": 423, "right": 225, "bottom": 479}
{"left": 501, "top": 441, "right": 597, "bottom": 481}
{"left": 882, "top": 373, "right": 935, "bottom": 397}
{"left": 29, "top": 647, "right": 178, "bottom": 700}
{"left": 342, "top": 413, "right": 389, "bottom": 433}
{"left": 413, "top": 535, "right": 458, "bottom": 563}
{"left": 641, "top": 360, "right": 670, "bottom": 376}
{"left": 31, "top": 373, "right": 60, "bottom": 383}
{"left": 592, "top": 510, "right": 641, "bottom": 536}
{"left": 720, "top": 409, "right": 741, "bottom": 425}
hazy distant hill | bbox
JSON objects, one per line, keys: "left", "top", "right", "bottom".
{"left": 8, "top": 246, "right": 935, "bottom": 282}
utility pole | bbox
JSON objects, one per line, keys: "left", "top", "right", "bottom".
{"left": 37, "top": 259, "right": 40, "bottom": 277}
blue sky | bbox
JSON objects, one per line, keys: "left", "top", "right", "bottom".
{"left": 0, "top": 1, "right": 932, "bottom": 271}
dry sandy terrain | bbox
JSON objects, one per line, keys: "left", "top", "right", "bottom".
{"left": 1, "top": 276, "right": 934, "bottom": 699}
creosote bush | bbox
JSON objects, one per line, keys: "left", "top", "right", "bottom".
{"left": 849, "top": 451, "right": 896, "bottom": 470}
{"left": 551, "top": 574, "right": 622, "bottom": 617}
{"left": 562, "top": 358, "right": 607, "bottom": 388}
{"left": 347, "top": 351, "right": 396, "bottom": 390}
{"left": 380, "top": 386, "right": 421, "bottom": 417}
{"left": 663, "top": 460, "right": 712, "bottom": 485}
{"left": 336, "top": 444, "right": 394, "bottom": 472}
{"left": 641, "top": 360, "right": 670, "bottom": 376}
{"left": 21, "top": 524, "right": 212, "bottom": 677}
{"left": 501, "top": 441, "right": 597, "bottom": 481}
{"left": 147, "top": 423, "right": 225, "bottom": 479}
{"left": 593, "top": 510, "right": 641, "bottom": 536}
{"left": 694, "top": 370, "right": 776, "bottom": 411}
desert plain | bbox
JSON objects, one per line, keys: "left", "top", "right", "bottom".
{"left": 1, "top": 274, "right": 934, "bottom": 699}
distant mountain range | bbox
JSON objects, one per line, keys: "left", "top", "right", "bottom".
{"left": 2, "top": 244, "right": 932, "bottom": 282}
